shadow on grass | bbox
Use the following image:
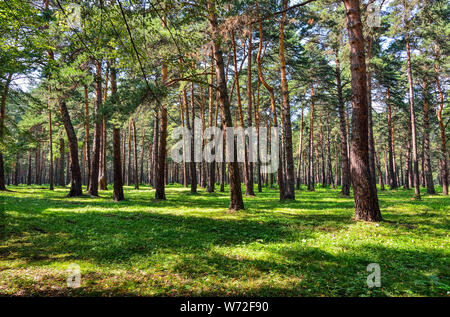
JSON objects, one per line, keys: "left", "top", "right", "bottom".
{"left": 1, "top": 185, "right": 448, "bottom": 296}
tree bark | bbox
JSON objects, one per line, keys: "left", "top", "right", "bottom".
{"left": 131, "top": 118, "right": 139, "bottom": 189}
{"left": 208, "top": 0, "right": 244, "bottom": 210}
{"left": 343, "top": 0, "right": 381, "bottom": 221}
{"left": 421, "top": 81, "right": 435, "bottom": 194}
{"left": 48, "top": 108, "right": 54, "bottom": 190}
{"left": 139, "top": 127, "right": 145, "bottom": 184}
{"left": 110, "top": 64, "right": 124, "bottom": 201}
{"left": 58, "top": 138, "right": 65, "bottom": 186}
{"left": 308, "top": 79, "right": 315, "bottom": 191}
{"left": 88, "top": 60, "right": 102, "bottom": 196}
{"left": 230, "top": 28, "right": 251, "bottom": 196}
{"left": 207, "top": 52, "right": 216, "bottom": 193}
{"left": 127, "top": 122, "right": 132, "bottom": 186}
{"left": 84, "top": 85, "right": 91, "bottom": 189}
{"left": 152, "top": 113, "right": 159, "bottom": 188}
{"left": 190, "top": 82, "right": 197, "bottom": 193}
{"left": 257, "top": 12, "right": 285, "bottom": 199}
{"left": 435, "top": 68, "right": 448, "bottom": 195}
{"left": 246, "top": 25, "right": 255, "bottom": 196}
{"left": 405, "top": 34, "right": 421, "bottom": 199}
{"left": 325, "top": 112, "right": 334, "bottom": 188}
{"left": 335, "top": 54, "right": 350, "bottom": 196}
{"left": 366, "top": 36, "right": 377, "bottom": 190}
{"left": 0, "top": 73, "right": 12, "bottom": 191}
{"left": 27, "top": 150, "right": 32, "bottom": 185}
{"left": 279, "top": 0, "right": 295, "bottom": 199}
{"left": 386, "top": 87, "right": 397, "bottom": 189}
{"left": 59, "top": 101, "right": 82, "bottom": 197}
{"left": 155, "top": 67, "right": 167, "bottom": 200}
{"left": 99, "top": 66, "right": 109, "bottom": 190}
{"left": 296, "top": 107, "right": 304, "bottom": 189}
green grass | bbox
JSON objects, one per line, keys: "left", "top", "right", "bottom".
{"left": 0, "top": 184, "right": 448, "bottom": 296}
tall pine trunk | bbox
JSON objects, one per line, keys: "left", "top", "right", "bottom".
{"left": 421, "top": 81, "right": 435, "bottom": 194}
{"left": 386, "top": 87, "right": 397, "bottom": 189}
{"left": 335, "top": 54, "right": 350, "bottom": 196}
{"left": 343, "top": 0, "right": 381, "bottom": 221}
{"left": 207, "top": 53, "right": 216, "bottom": 193}
{"left": 59, "top": 101, "right": 82, "bottom": 197}
{"left": 48, "top": 109, "right": 54, "bottom": 190}
{"left": 296, "top": 107, "right": 304, "bottom": 190}
{"left": 88, "top": 60, "right": 102, "bottom": 196}
{"left": 110, "top": 64, "right": 124, "bottom": 201}
{"left": 435, "top": 67, "right": 448, "bottom": 195}
{"left": 405, "top": 34, "right": 421, "bottom": 199}
{"left": 308, "top": 79, "right": 315, "bottom": 191}
{"left": 0, "top": 73, "right": 12, "bottom": 191}
{"left": 246, "top": 26, "right": 255, "bottom": 196}
{"left": 155, "top": 61, "right": 167, "bottom": 200}
{"left": 208, "top": 0, "right": 244, "bottom": 210}
{"left": 257, "top": 12, "right": 285, "bottom": 199}
{"left": 190, "top": 83, "right": 197, "bottom": 193}
{"left": 279, "top": 0, "right": 295, "bottom": 199}
{"left": 131, "top": 118, "right": 139, "bottom": 189}
{"left": 58, "top": 138, "right": 65, "bottom": 186}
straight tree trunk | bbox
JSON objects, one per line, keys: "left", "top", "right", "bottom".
{"left": 131, "top": 118, "right": 139, "bottom": 189}
{"left": 366, "top": 36, "right": 377, "bottom": 189}
{"left": 255, "top": 79, "right": 262, "bottom": 192}
{"left": 279, "top": 0, "right": 295, "bottom": 199}
{"left": 308, "top": 80, "right": 315, "bottom": 191}
{"left": 335, "top": 53, "right": 350, "bottom": 196}
{"left": 386, "top": 87, "right": 397, "bottom": 189}
{"left": 179, "top": 93, "right": 188, "bottom": 188}
{"left": 139, "top": 127, "right": 145, "bottom": 184}
{"left": 405, "top": 34, "right": 421, "bottom": 199}
{"left": 375, "top": 150, "right": 385, "bottom": 190}
{"left": 190, "top": 83, "right": 197, "bottom": 193}
{"left": 13, "top": 153, "right": 19, "bottom": 186}
{"left": 319, "top": 117, "right": 326, "bottom": 186}
{"left": 98, "top": 116, "right": 108, "bottom": 190}
{"left": 110, "top": 64, "right": 124, "bottom": 201}
{"left": 84, "top": 85, "right": 91, "bottom": 189}
{"left": 27, "top": 150, "right": 32, "bottom": 185}
{"left": 88, "top": 60, "right": 102, "bottom": 196}
{"left": 122, "top": 129, "right": 126, "bottom": 183}
{"left": 208, "top": 0, "right": 244, "bottom": 210}
{"left": 246, "top": 25, "right": 255, "bottom": 196}
{"left": 200, "top": 87, "right": 207, "bottom": 188}
{"left": 127, "top": 122, "right": 132, "bottom": 186}
{"left": 99, "top": 66, "right": 109, "bottom": 190}
{"left": 58, "top": 138, "right": 65, "bottom": 186}
{"left": 66, "top": 151, "right": 70, "bottom": 185}
{"left": 343, "top": 0, "right": 381, "bottom": 221}
{"left": 421, "top": 81, "right": 435, "bottom": 194}
{"left": 296, "top": 107, "right": 304, "bottom": 189}
{"left": 404, "top": 130, "right": 411, "bottom": 190}
{"left": 334, "top": 141, "right": 340, "bottom": 186}
{"left": 257, "top": 13, "right": 285, "bottom": 199}
{"left": 325, "top": 112, "right": 334, "bottom": 188}
{"left": 435, "top": 67, "right": 448, "bottom": 195}
{"left": 36, "top": 144, "right": 41, "bottom": 185}
{"left": 155, "top": 62, "right": 168, "bottom": 200}
{"left": 230, "top": 28, "right": 250, "bottom": 196}
{"left": 152, "top": 113, "right": 159, "bottom": 188}
{"left": 0, "top": 74, "right": 12, "bottom": 191}
{"left": 207, "top": 52, "right": 216, "bottom": 193}
{"left": 48, "top": 109, "right": 54, "bottom": 190}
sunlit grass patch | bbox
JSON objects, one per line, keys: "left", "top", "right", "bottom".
{"left": 0, "top": 184, "right": 448, "bottom": 296}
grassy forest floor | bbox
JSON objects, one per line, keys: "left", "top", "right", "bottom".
{"left": 0, "top": 184, "right": 448, "bottom": 296}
